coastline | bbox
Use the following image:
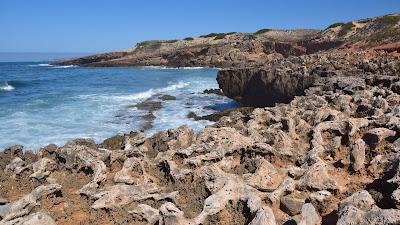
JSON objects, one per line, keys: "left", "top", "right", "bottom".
{"left": 0, "top": 13, "right": 399, "bottom": 225}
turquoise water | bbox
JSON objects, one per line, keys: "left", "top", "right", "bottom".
{"left": 0, "top": 62, "right": 236, "bottom": 150}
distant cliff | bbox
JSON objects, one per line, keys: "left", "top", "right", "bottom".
{"left": 56, "top": 13, "right": 399, "bottom": 68}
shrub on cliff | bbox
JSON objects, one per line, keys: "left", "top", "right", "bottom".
{"left": 200, "top": 32, "right": 236, "bottom": 40}
{"left": 184, "top": 37, "right": 194, "bottom": 41}
{"left": 254, "top": 28, "right": 272, "bottom": 35}
{"left": 338, "top": 22, "right": 355, "bottom": 36}
{"left": 327, "top": 22, "right": 345, "bottom": 29}
{"left": 380, "top": 15, "right": 400, "bottom": 25}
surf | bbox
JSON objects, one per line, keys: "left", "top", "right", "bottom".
{"left": 0, "top": 82, "right": 15, "bottom": 91}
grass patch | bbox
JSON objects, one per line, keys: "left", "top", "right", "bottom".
{"left": 254, "top": 28, "right": 272, "bottom": 35}
{"left": 327, "top": 22, "right": 345, "bottom": 29}
{"left": 200, "top": 32, "right": 236, "bottom": 40}
{"left": 380, "top": 15, "right": 400, "bottom": 25}
{"left": 136, "top": 39, "right": 178, "bottom": 48}
{"left": 184, "top": 37, "right": 194, "bottom": 41}
{"left": 338, "top": 22, "right": 355, "bottom": 36}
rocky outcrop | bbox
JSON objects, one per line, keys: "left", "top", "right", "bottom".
{"left": 218, "top": 52, "right": 400, "bottom": 107}
{"left": 217, "top": 66, "right": 315, "bottom": 107}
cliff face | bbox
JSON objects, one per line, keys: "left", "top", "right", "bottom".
{"left": 217, "top": 52, "right": 400, "bottom": 107}
{"left": 57, "top": 14, "right": 399, "bottom": 68}
{"left": 217, "top": 67, "right": 315, "bottom": 107}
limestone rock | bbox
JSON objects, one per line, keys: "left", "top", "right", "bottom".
{"left": 350, "top": 139, "right": 366, "bottom": 172}
{"left": 0, "top": 184, "right": 61, "bottom": 223}
{"left": 129, "top": 204, "right": 160, "bottom": 224}
{"left": 363, "top": 128, "right": 396, "bottom": 146}
{"left": 298, "top": 203, "right": 321, "bottom": 225}
{"left": 280, "top": 193, "right": 306, "bottom": 216}
{"left": 29, "top": 158, "right": 57, "bottom": 180}
{"left": 339, "top": 190, "right": 375, "bottom": 211}
{"left": 3, "top": 212, "right": 57, "bottom": 225}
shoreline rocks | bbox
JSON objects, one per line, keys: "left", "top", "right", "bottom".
{"left": 1, "top": 49, "right": 399, "bottom": 224}
{"left": 1, "top": 13, "right": 400, "bottom": 225}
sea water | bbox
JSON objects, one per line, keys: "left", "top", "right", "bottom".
{"left": 0, "top": 62, "right": 237, "bottom": 150}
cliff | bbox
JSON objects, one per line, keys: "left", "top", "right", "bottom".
{"left": 56, "top": 14, "right": 400, "bottom": 68}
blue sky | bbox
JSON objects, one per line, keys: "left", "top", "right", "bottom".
{"left": 0, "top": 0, "right": 399, "bottom": 53}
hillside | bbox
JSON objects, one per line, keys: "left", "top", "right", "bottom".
{"left": 56, "top": 13, "right": 400, "bottom": 68}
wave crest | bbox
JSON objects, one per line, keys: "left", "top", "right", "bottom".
{"left": 79, "top": 81, "right": 190, "bottom": 101}
{"left": 0, "top": 82, "right": 15, "bottom": 91}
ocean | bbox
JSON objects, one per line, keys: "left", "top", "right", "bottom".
{"left": 0, "top": 62, "right": 237, "bottom": 150}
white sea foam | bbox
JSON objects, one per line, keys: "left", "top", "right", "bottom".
{"left": 140, "top": 66, "right": 206, "bottom": 70}
{"left": 28, "top": 63, "right": 52, "bottom": 67}
{"left": 0, "top": 82, "right": 15, "bottom": 91}
{"left": 51, "top": 65, "right": 77, "bottom": 69}
{"left": 78, "top": 81, "right": 190, "bottom": 102}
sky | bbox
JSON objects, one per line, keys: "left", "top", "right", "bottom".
{"left": 0, "top": 0, "right": 399, "bottom": 53}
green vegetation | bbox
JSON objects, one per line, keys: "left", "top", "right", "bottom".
{"left": 338, "top": 22, "right": 355, "bottom": 36}
{"left": 184, "top": 37, "right": 194, "bottom": 41}
{"left": 254, "top": 28, "right": 272, "bottom": 35}
{"left": 162, "top": 39, "right": 179, "bottom": 43}
{"left": 327, "top": 22, "right": 345, "bottom": 29}
{"left": 200, "top": 32, "right": 236, "bottom": 40}
{"left": 380, "top": 15, "right": 400, "bottom": 25}
{"left": 136, "top": 39, "right": 178, "bottom": 48}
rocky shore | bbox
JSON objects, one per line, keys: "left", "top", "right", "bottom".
{"left": 1, "top": 13, "right": 400, "bottom": 225}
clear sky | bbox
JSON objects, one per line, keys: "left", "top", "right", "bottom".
{"left": 0, "top": 0, "right": 399, "bottom": 53}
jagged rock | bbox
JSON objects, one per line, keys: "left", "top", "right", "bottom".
{"left": 243, "top": 158, "right": 284, "bottom": 190}
{"left": 339, "top": 190, "right": 375, "bottom": 212}
{"left": 337, "top": 205, "right": 365, "bottom": 225}
{"left": 147, "top": 125, "right": 194, "bottom": 153}
{"left": 297, "top": 161, "right": 339, "bottom": 192}
{"left": 267, "top": 178, "right": 296, "bottom": 206}
{"left": 4, "top": 157, "right": 29, "bottom": 178}
{"left": 29, "top": 158, "right": 56, "bottom": 180}
{"left": 90, "top": 183, "right": 177, "bottom": 209}
{"left": 160, "top": 160, "right": 192, "bottom": 182}
{"left": 392, "top": 189, "right": 400, "bottom": 209}
{"left": 280, "top": 192, "right": 306, "bottom": 216}
{"left": 129, "top": 204, "right": 160, "bottom": 224}
{"left": 363, "top": 128, "right": 396, "bottom": 146}
{"left": 307, "top": 190, "right": 333, "bottom": 214}
{"left": 298, "top": 203, "right": 321, "bottom": 225}
{"left": 114, "top": 157, "right": 150, "bottom": 185}
{"left": 217, "top": 67, "right": 316, "bottom": 107}
{"left": 0, "top": 184, "right": 61, "bottom": 223}
{"left": 391, "top": 81, "right": 400, "bottom": 94}
{"left": 159, "top": 202, "right": 189, "bottom": 225}
{"left": 182, "top": 127, "right": 252, "bottom": 166}
{"left": 338, "top": 205, "right": 400, "bottom": 225}
{"left": 3, "top": 212, "right": 57, "bottom": 225}
{"left": 351, "top": 139, "right": 366, "bottom": 172}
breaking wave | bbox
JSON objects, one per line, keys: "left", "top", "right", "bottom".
{"left": 0, "top": 82, "right": 15, "bottom": 91}
{"left": 79, "top": 81, "right": 190, "bottom": 101}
